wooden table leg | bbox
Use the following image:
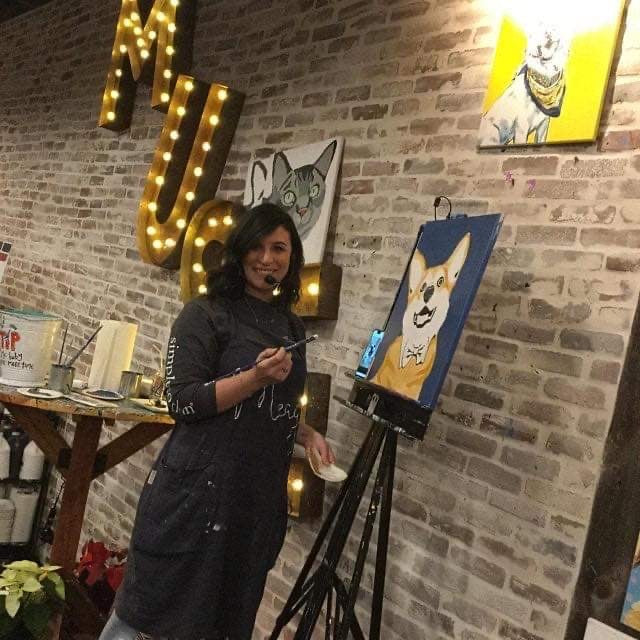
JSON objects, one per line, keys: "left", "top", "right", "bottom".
{"left": 50, "top": 415, "right": 102, "bottom": 573}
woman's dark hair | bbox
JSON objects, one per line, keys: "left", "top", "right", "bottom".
{"left": 207, "top": 202, "right": 304, "bottom": 308}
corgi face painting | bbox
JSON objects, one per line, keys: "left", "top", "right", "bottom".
{"left": 371, "top": 233, "right": 471, "bottom": 401}
{"left": 400, "top": 234, "right": 470, "bottom": 369}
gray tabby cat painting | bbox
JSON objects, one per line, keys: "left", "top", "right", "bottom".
{"left": 243, "top": 137, "right": 344, "bottom": 264}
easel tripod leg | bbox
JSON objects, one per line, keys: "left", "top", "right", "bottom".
{"left": 270, "top": 423, "right": 382, "bottom": 639}
{"left": 292, "top": 424, "right": 386, "bottom": 640}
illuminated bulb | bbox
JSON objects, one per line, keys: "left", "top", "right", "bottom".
{"left": 119, "top": 44, "right": 127, "bottom": 53}
{"left": 170, "top": 130, "right": 179, "bottom": 140}
{"left": 140, "top": 49, "right": 149, "bottom": 59}
{"left": 223, "top": 215, "right": 233, "bottom": 226}
{"left": 195, "top": 237, "right": 205, "bottom": 248}
{"left": 171, "top": 0, "right": 180, "bottom": 5}
{"left": 198, "top": 284, "right": 207, "bottom": 295}
{"left": 208, "top": 218, "right": 218, "bottom": 227}
{"left": 156, "top": 11, "right": 166, "bottom": 21}
{"left": 209, "top": 114, "right": 219, "bottom": 126}
{"left": 148, "top": 202, "right": 158, "bottom": 213}
{"left": 192, "top": 263, "right": 203, "bottom": 273}
{"left": 193, "top": 167, "right": 203, "bottom": 177}
{"left": 163, "top": 69, "right": 172, "bottom": 79}
{"left": 161, "top": 92, "right": 170, "bottom": 103}
{"left": 217, "top": 88, "right": 228, "bottom": 101}
{"left": 152, "top": 239, "right": 163, "bottom": 250}
{"left": 136, "top": 37, "right": 145, "bottom": 47}
{"left": 186, "top": 191, "right": 195, "bottom": 201}
{"left": 162, "top": 151, "right": 172, "bottom": 162}
{"left": 307, "top": 282, "right": 320, "bottom": 296}
{"left": 155, "top": 175, "right": 164, "bottom": 186}
{"left": 110, "top": 89, "right": 119, "bottom": 99}
{"left": 176, "top": 218, "right": 186, "bottom": 229}
{"left": 146, "top": 226, "right": 156, "bottom": 236}
{"left": 134, "top": 26, "right": 142, "bottom": 35}
{"left": 131, "top": 11, "right": 139, "bottom": 20}
{"left": 177, "top": 106, "right": 186, "bottom": 116}
{"left": 185, "top": 80, "right": 194, "bottom": 92}
{"left": 107, "top": 111, "right": 116, "bottom": 121}
{"left": 166, "top": 45, "right": 175, "bottom": 55}
{"left": 202, "top": 141, "right": 211, "bottom": 152}
{"left": 168, "top": 22, "right": 176, "bottom": 33}
{"left": 165, "top": 238, "right": 176, "bottom": 248}
{"left": 123, "top": 18, "right": 132, "bottom": 27}
{"left": 299, "top": 394, "right": 308, "bottom": 407}
{"left": 149, "top": 30, "right": 157, "bottom": 40}
{"left": 291, "top": 478, "right": 304, "bottom": 492}
{"left": 115, "top": 69, "right": 123, "bottom": 77}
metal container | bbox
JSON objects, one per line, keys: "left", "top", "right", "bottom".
{"left": 119, "top": 370, "right": 143, "bottom": 398}
{"left": 48, "top": 364, "right": 75, "bottom": 394}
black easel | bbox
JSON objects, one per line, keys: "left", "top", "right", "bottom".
{"left": 270, "top": 386, "right": 429, "bottom": 640}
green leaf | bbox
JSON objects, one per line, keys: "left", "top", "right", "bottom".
{"left": 39, "top": 565, "right": 61, "bottom": 573}
{"left": 5, "top": 560, "right": 40, "bottom": 573}
{"left": 5, "top": 592, "right": 20, "bottom": 618}
{"left": 22, "top": 577, "right": 42, "bottom": 593}
{"left": 45, "top": 572, "right": 65, "bottom": 601}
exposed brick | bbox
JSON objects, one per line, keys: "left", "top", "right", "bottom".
{"left": 335, "top": 85, "right": 371, "bottom": 103}
{"left": 455, "top": 383, "right": 504, "bottom": 409}
{"left": 451, "top": 546, "right": 507, "bottom": 588}
{"left": 600, "top": 129, "right": 640, "bottom": 151}
{"left": 352, "top": 104, "right": 389, "bottom": 121}
{"left": 467, "top": 457, "right": 522, "bottom": 494}
{"left": 425, "top": 30, "right": 472, "bottom": 51}
{"left": 415, "top": 72, "right": 463, "bottom": 93}
{"left": 509, "top": 577, "right": 567, "bottom": 615}
{"left": 545, "top": 432, "right": 595, "bottom": 462}
{"left": 500, "top": 446, "right": 560, "bottom": 481}
{"left": 528, "top": 299, "right": 591, "bottom": 324}
{"left": 502, "top": 156, "right": 559, "bottom": 175}
{"left": 516, "top": 225, "right": 577, "bottom": 246}
{"left": 513, "top": 399, "right": 574, "bottom": 429}
{"left": 497, "top": 320, "right": 554, "bottom": 345}
{"left": 590, "top": 359, "right": 621, "bottom": 384}
{"left": 479, "top": 414, "right": 538, "bottom": 444}
{"left": 559, "top": 328, "right": 624, "bottom": 355}
{"left": 311, "top": 23, "right": 345, "bottom": 41}
{"left": 403, "top": 157, "right": 445, "bottom": 174}
{"left": 527, "top": 349, "right": 582, "bottom": 377}
{"left": 543, "top": 377, "right": 606, "bottom": 410}
{"left": 465, "top": 335, "right": 518, "bottom": 363}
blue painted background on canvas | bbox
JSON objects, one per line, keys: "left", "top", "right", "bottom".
{"left": 367, "top": 214, "right": 502, "bottom": 408}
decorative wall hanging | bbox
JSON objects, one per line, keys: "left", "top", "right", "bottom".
{"left": 0, "top": 243, "right": 11, "bottom": 283}
{"left": 478, "top": 1, "right": 625, "bottom": 147}
{"left": 364, "top": 215, "right": 502, "bottom": 409}
{"left": 622, "top": 534, "right": 640, "bottom": 631}
{"left": 243, "top": 138, "right": 344, "bottom": 318}
{"left": 99, "top": 0, "right": 196, "bottom": 131}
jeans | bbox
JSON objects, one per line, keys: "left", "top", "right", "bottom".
{"left": 98, "top": 612, "right": 159, "bottom": 640}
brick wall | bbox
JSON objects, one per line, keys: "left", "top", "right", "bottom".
{"left": 1, "top": 0, "right": 640, "bottom": 638}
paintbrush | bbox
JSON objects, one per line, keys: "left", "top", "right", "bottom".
{"left": 57, "top": 323, "right": 68, "bottom": 365}
{"left": 65, "top": 325, "right": 102, "bottom": 368}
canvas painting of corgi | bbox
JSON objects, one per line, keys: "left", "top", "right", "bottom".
{"left": 371, "top": 234, "right": 470, "bottom": 401}
{"left": 365, "top": 215, "right": 502, "bottom": 408}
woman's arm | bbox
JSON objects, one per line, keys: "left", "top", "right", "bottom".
{"left": 296, "top": 422, "right": 335, "bottom": 465}
{"left": 214, "top": 347, "right": 293, "bottom": 412}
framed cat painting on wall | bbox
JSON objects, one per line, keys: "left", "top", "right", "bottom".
{"left": 243, "top": 137, "right": 344, "bottom": 265}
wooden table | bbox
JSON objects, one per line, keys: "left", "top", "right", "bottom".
{"left": 0, "top": 385, "right": 174, "bottom": 572}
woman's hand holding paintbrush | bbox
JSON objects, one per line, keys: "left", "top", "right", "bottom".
{"left": 212, "top": 335, "right": 317, "bottom": 413}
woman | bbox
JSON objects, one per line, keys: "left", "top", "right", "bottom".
{"left": 102, "top": 203, "right": 335, "bottom": 640}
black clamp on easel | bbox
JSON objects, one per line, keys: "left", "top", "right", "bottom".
{"left": 269, "top": 379, "right": 431, "bottom": 640}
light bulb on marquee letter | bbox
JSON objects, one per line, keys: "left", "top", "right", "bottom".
{"left": 136, "top": 75, "right": 244, "bottom": 270}
{"left": 99, "top": 0, "right": 195, "bottom": 131}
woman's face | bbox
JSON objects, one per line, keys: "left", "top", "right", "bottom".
{"left": 242, "top": 225, "right": 292, "bottom": 300}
